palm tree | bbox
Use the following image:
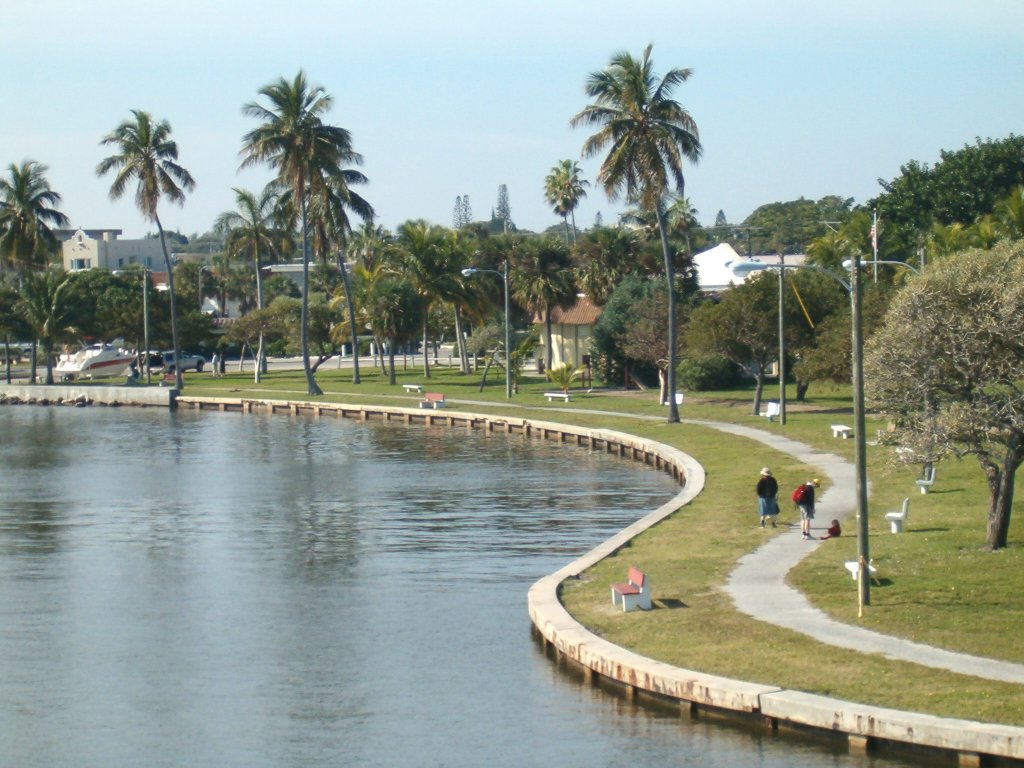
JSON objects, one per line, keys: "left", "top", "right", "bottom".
{"left": 96, "top": 110, "right": 194, "bottom": 390}
{"left": 510, "top": 237, "right": 576, "bottom": 374}
{"left": 571, "top": 44, "right": 701, "bottom": 423}
{"left": 240, "top": 70, "right": 365, "bottom": 396}
{"left": 363, "top": 275, "right": 423, "bottom": 384}
{"left": 308, "top": 170, "right": 374, "bottom": 384}
{"left": 544, "top": 159, "right": 589, "bottom": 245}
{"left": 995, "top": 185, "right": 1024, "bottom": 240}
{"left": 393, "top": 220, "right": 458, "bottom": 378}
{"left": 17, "top": 269, "right": 78, "bottom": 384}
{"left": 0, "top": 161, "right": 70, "bottom": 276}
{"left": 215, "top": 184, "right": 282, "bottom": 381}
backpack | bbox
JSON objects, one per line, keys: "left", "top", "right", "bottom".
{"left": 792, "top": 484, "right": 809, "bottom": 504}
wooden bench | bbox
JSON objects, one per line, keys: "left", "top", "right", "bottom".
{"left": 845, "top": 560, "right": 879, "bottom": 583}
{"left": 760, "top": 401, "right": 780, "bottom": 421}
{"left": 544, "top": 391, "right": 571, "bottom": 402}
{"left": 916, "top": 465, "right": 936, "bottom": 494}
{"left": 884, "top": 497, "right": 910, "bottom": 533}
{"left": 831, "top": 424, "right": 853, "bottom": 439}
{"left": 610, "top": 566, "right": 652, "bottom": 612}
{"left": 418, "top": 392, "right": 445, "bottom": 409}
{"left": 403, "top": 383, "right": 423, "bottom": 393}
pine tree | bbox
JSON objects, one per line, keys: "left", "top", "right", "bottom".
{"left": 452, "top": 196, "right": 463, "bottom": 229}
{"left": 495, "top": 184, "right": 511, "bottom": 232}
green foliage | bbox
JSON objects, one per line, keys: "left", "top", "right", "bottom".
{"left": 590, "top": 275, "right": 656, "bottom": 385}
{"left": 872, "top": 135, "right": 1024, "bottom": 260}
{"left": 547, "top": 361, "right": 583, "bottom": 393}
{"left": 676, "top": 353, "right": 743, "bottom": 391}
{"left": 733, "top": 195, "right": 855, "bottom": 255}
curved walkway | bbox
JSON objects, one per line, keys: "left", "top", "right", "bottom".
{"left": 688, "top": 419, "right": 1024, "bottom": 685}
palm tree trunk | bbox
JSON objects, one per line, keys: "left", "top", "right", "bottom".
{"left": 421, "top": 317, "right": 431, "bottom": 379}
{"left": 4, "top": 335, "right": 11, "bottom": 384}
{"left": 562, "top": 215, "right": 571, "bottom": 245}
{"left": 387, "top": 344, "right": 397, "bottom": 385}
{"left": 337, "top": 251, "right": 361, "bottom": 384}
{"left": 654, "top": 203, "right": 680, "bottom": 423}
{"left": 254, "top": 243, "right": 265, "bottom": 383}
{"left": 453, "top": 306, "right": 469, "bottom": 374}
{"left": 570, "top": 209, "right": 578, "bottom": 244}
{"left": 299, "top": 190, "right": 322, "bottom": 396}
{"left": 155, "top": 216, "right": 183, "bottom": 391}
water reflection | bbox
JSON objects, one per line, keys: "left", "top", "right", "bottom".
{"left": 0, "top": 406, "right": 931, "bottom": 768}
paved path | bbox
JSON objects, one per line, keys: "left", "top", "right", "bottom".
{"left": 685, "top": 419, "right": 1024, "bottom": 685}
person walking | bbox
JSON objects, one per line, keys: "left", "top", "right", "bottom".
{"left": 793, "top": 478, "right": 820, "bottom": 539}
{"left": 756, "top": 467, "right": 779, "bottom": 528}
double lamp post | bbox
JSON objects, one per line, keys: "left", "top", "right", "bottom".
{"left": 461, "top": 262, "right": 512, "bottom": 400}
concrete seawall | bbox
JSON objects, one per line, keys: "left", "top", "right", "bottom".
{"left": 0, "top": 383, "right": 176, "bottom": 408}
{"left": 14, "top": 392, "right": 1023, "bottom": 765}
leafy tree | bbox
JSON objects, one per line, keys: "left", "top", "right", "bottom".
{"left": 544, "top": 159, "right": 589, "bottom": 244}
{"left": 17, "top": 269, "right": 78, "bottom": 384}
{"left": 872, "top": 135, "right": 1024, "bottom": 261}
{"left": 590, "top": 275, "right": 656, "bottom": 386}
{"left": 241, "top": 70, "right": 362, "bottom": 396}
{"left": 0, "top": 161, "right": 69, "bottom": 276}
{"left": 865, "top": 240, "right": 1024, "bottom": 550}
{"left": 0, "top": 282, "right": 30, "bottom": 382}
{"left": 686, "top": 272, "right": 778, "bottom": 412}
{"left": 97, "top": 110, "right": 195, "bottom": 390}
{"left": 616, "top": 285, "right": 687, "bottom": 405}
{"left": 572, "top": 43, "right": 701, "bottom": 422}
{"left": 738, "top": 196, "right": 855, "bottom": 256}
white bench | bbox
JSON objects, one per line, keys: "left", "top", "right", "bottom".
{"left": 610, "top": 566, "right": 652, "bottom": 612}
{"left": 419, "top": 392, "right": 445, "bottom": 409}
{"left": 403, "top": 383, "right": 423, "bottom": 393}
{"left": 831, "top": 424, "right": 853, "bottom": 439}
{"left": 760, "top": 401, "right": 780, "bottom": 421}
{"left": 544, "top": 391, "right": 571, "bottom": 402}
{"left": 916, "top": 465, "right": 936, "bottom": 494}
{"left": 845, "top": 560, "right": 878, "bottom": 582}
{"left": 884, "top": 497, "right": 910, "bottom": 533}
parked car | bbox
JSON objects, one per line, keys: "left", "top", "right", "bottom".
{"left": 152, "top": 350, "right": 205, "bottom": 373}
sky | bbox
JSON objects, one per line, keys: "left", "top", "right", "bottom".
{"left": 3, "top": 0, "right": 1023, "bottom": 240}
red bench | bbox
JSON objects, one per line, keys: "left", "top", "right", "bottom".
{"left": 610, "top": 566, "right": 652, "bottom": 612}
{"left": 419, "top": 392, "right": 445, "bottom": 409}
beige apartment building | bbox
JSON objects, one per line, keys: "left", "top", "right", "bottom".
{"left": 59, "top": 228, "right": 165, "bottom": 272}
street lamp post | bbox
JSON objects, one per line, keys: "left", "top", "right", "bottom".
{"left": 461, "top": 262, "right": 512, "bottom": 399}
{"left": 732, "top": 258, "right": 870, "bottom": 607}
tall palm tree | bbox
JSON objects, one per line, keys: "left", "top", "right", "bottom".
{"left": 571, "top": 44, "right": 701, "bottom": 423}
{"left": 543, "top": 159, "right": 589, "bottom": 244}
{"left": 308, "top": 170, "right": 374, "bottom": 384}
{"left": 0, "top": 161, "right": 70, "bottom": 276}
{"left": 97, "top": 110, "right": 194, "bottom": 390}
{"left": 215, "top": 184, "right": 282, "bottom": 381}
{"left": 240, "top": 70, "right": 364, "bottom": 396}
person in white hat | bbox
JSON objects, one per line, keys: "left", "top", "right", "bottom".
{"left": 756, "top": 467, "right": 779, "bottom": 528}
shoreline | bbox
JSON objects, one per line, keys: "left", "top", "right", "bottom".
{"left": 6, "top": 386, "right": 1023, "bottom": 765}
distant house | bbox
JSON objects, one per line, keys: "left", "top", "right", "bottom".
{"left": 59, "top": 228, "right": 166, "bottom": 272}
{"left": 534, "top": 294, "right": 601, "bottom": 371}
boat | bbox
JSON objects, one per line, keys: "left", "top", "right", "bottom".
{"left": 55, "top": 343, "right": 135, "bottom": 381}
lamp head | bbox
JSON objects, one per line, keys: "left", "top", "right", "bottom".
{"left": 461, "top": 268, "right": 477, "bottom": 277}
{"left": 729, "top": 260, "right": 769, "bottom": 277}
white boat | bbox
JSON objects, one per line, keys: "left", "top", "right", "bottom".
{"left": 55, "top": 343, "right": 135, "bottom": 380}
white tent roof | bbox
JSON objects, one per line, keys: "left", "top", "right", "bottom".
{"left": 693, "top": 242, "right": 744, "bottom": 292}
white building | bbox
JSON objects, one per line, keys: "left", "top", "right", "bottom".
{"left": 693, "top": 242, "right": 806, "bottom": 292}
{"left": 60, "top": 228, "right": 165, "bottom": 272}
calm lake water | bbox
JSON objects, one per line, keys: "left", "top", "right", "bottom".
{"left": 0, "top": 405, "right": 929, "bottom": 767}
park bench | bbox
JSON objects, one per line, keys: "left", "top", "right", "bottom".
{"left": 544, "top": 391, "right": 571, "bottom": 403}
{"left": 159, "top": 373, "right": 177, "bottom": 387}
{"left": 403, "top": 383, "right": 424, "bottom": 393}
{"left": 916, "top": 465, "right": 936, "bottom": 494}
{"left": 884, "top": 497, "right": 910, "bottom": 533}
{"left": 760, "top": 401, "right": 780, "bottom": 422}
{"left": 419, "top": 392, "right": 445, "bottom": 409}
{"left": 610, "top": 566, "right": 652, "bottom": 612}
{"left": 831, "top": 424, "right": 853, "bottom": 439}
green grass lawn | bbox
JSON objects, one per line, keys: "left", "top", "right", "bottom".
{"left": 178, "top": 363, "right": 1024, "bottom": 726}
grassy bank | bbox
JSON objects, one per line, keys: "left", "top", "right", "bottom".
{"left": 179, "top": 363, "right": 1024, "bottom": 726}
